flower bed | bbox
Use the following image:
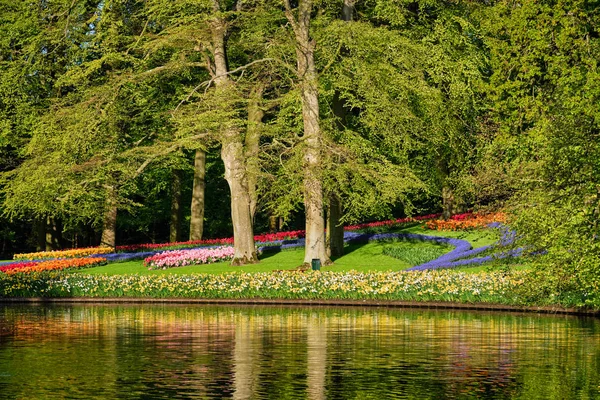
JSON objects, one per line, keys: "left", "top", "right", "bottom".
{"left": 0, "top": 261, "right": 39, "bottom": 273}
{"left": 1, "top": 257, "right": 106, "bottom": 275}
{"left": 425, "top": 212, "right": 507, "bottom": 231}
{"left": 144, "top": 246, "right": 235, "bottom": 270}
{"left": 117, "top": 230, "right": 306, "bottom": 253}
{"left": 0, "top": 270, "right": 532, "bottom": 305}
{"left": 13, "top": 247, "right": 114, "bottom": 261}
{"left": 408, "top": 223, "right": 518, "bottom": 270}
{"left": 344, "top": 213, "right": 442, "bottom": 231}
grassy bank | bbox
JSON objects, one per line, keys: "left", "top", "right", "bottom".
{"left": 0, "top": 269, "right": 590, "bottom": 309}
{"left": 0, "top": 269, "right": 524, "bottom": 302}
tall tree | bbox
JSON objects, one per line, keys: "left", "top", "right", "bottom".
{"left": 210, "top": 1, "right": 257, "bottom": 264}
{"left": 284, "top": 0, "right": 331, "bottom": 266}
{"left": 144, "top": 0, "right": 268, "bottom": 264}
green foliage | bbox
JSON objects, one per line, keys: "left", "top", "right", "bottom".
{"left": 473, "top": 0, "right": 600, "bottom": 300}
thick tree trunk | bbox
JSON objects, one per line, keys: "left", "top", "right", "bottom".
{"left": 170, "top": 169, "right": 183, "bottom": 243}
{"left": 326, "top": 194, "right": 344, "bottom": 257}
{"left": 100, "top": 186, "right": 117, "bottom": 249}
{"left": 286, "top": 0, "right": 331, "bottom": 266}
{"left": 211, "top": 9, "right": 257, "bottom": 265}
{"left": 301, "top": 70, "right": 329, "bottom": 265}
{"left": 222, "top": 138, "right": 258, "bottom": 265}
{"left": 189, "top": 150, "right": 206, "bottom": 241}
{"left": 245, "top": 84, "right": 265, "bottom": 222}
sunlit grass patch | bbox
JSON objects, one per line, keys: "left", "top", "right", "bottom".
{"left": 382, "top": 241, "right": 452, "bottom": 266}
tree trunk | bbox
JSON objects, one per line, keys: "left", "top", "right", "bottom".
{"left": 325, "top": 0, "right": 355, "bottom": 257}
{"left": 45, "top": 217, "right": 63, "bottom": 250}
{"left": 342, "top": 0, "right": 355, "bottom": 21}
{"left": 211, "top": 8, "right": 257, "bottom": 265}
{"left": 245, "top": 84, "right": 265, "bottom": 222}
{"left": 100, "top": 186, "right": 117, "bottom": 249}
{"left": 45, "top": 216, "right": 57, "bottom": 251}
{"left": 34, "top": 218, "right": 46, "bottom": 251}
{"left": 328, "top": 91, "right": 346, "bottom": 256}
{"left": 269, "top": 215, "right": 278, "bottom": 232}
{"left": 222, "top": 140, "right": 258, "bottom": 265}
{"left": 170, "top": 169, "right": 183, "bottom": 243}
{"left": 189, "top": 150, "right": 206, "bottom": 241}
{"left": 286, "top": 0, "right": 331, "bottom": 266}
{"left": 326, "top": 194, "right": 344, "bottom": 257}
{"left": 300, "top": 55, "right": 329, "bottom": 266}
{"left": 442, "top": 185, "right": 455, "bottom": 220}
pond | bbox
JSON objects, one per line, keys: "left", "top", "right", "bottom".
{"left": 0, "top": 304, "right": 598, "bottom": 399}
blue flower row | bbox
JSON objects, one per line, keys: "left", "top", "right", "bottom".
{"left": 407, "top": 224, "right": 520, "bottom": 270}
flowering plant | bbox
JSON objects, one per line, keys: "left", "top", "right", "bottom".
{"left": 344, "top": 213, "right": 442, "bottom": 231}
{"left": 118, "top": 230, "right": 307, "bottom": 253}
{"left": 13, "top": 247, "right": 114, "bottom": 261}
{"left": 2, "top": 257, "right": 106, "bottom": 275}
{"left": 144, "top": 246, "right": 236, "bottom": 270}
{"left": 0, "top": 261, "right": 39, "bottom": 273}
{"left": 425, "top": 212, "right": 507, "bottom": 231}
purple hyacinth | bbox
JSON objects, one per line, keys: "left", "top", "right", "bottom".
{"left": 407, "top": 223, "right": 527, "bottom": 271}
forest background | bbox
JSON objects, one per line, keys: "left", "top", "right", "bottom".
{"left": 0, "top": 0, "right": 599, "bottom": 295}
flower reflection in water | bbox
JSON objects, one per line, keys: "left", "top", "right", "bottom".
{"left": 0, "top": 305, "right": 598, "bottom": 399}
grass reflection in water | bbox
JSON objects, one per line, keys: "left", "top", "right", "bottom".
{"left": 0, "top": 305, "right": 598, "bottom": 399}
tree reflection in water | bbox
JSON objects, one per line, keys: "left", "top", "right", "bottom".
{"left": 0, "top": 304, "right": 598, "bottom": 399}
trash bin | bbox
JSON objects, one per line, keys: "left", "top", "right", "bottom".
{"left": 311, "top": 258, "right": 321, "bottom": 271}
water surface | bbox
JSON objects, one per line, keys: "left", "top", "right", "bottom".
{"left": 0, "top": 304, "right": 598, "bottom": 399}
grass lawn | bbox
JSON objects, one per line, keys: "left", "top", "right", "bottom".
{"left": 80, "top": 225, "right": 500, "bottom": 276}
{"left": 82, "top": 242, "right": 416, "bottom": 275}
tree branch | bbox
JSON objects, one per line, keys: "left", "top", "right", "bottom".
{"left": 173, "top": 58, "right": 277, "bottom": 113}
{"left": 139, "top": 62, "right": 205, "bottom": 77}
{"left": 126, "top": 18, "right": 150, "bottom": 55}
{"left": 283, "top": 0, "right": 299, "bottom": 35}
{"left": 133, "top": 133, "right": 210, "bottom": 178}
{"left": 64, "top": 0, "right": 77, "bottom": 38}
